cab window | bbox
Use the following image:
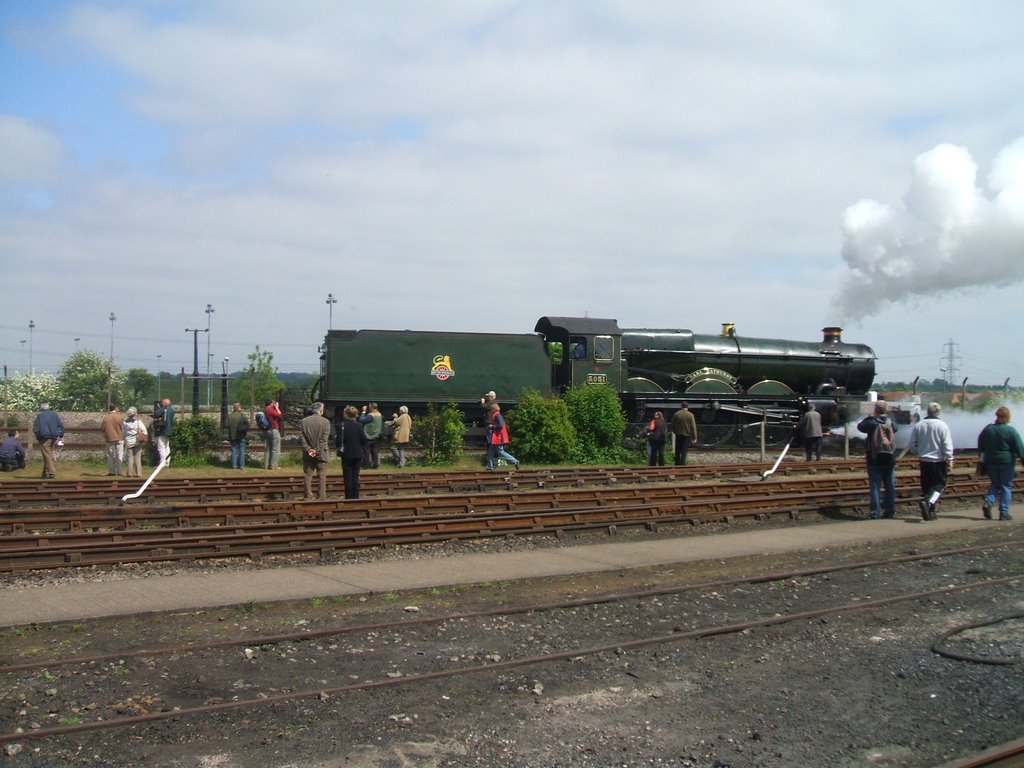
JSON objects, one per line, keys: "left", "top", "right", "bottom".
{"left": 570, "top": 338, "right": 587, "bottom": 360}
{"left": 594, "top": 335, "right": 614, "bottom": 363}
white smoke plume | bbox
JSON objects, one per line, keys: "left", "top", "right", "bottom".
{"left": 833, "top": 137, "right": 1024, "bottom": 322}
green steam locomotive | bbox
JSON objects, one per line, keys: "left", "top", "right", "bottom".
{"left": 314, "top": 316, "right": 876, "bottom": 447}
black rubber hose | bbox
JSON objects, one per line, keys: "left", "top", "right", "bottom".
{"left": 931, "top": 612, "right": 1024, "bottom": 665}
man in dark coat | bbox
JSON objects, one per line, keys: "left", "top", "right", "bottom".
{"left": 32, "top": 403, "right": 64, "bottom": 479}
{"left": 337, "top": 405, "right": 370, "bottom": 498}
{"left": 0, "top": 430, "right": 26, "bottom": 471}
{"left": 670, "top": 402, "right": 698, "bottom": 466}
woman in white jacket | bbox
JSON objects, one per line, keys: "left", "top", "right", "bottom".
{"left": 122, "top": 407, "right": 149, "bottom": 477}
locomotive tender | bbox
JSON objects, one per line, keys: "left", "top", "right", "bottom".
{"left": 316, "top": 316, "right": 876, "bottom": 447}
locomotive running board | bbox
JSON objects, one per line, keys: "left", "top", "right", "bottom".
{"left": 121, "top": 459, "right": 168, "bottom": 502}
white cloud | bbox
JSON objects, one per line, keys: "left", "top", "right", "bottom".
{"left": 834, "top": 138, "right": 1024, "bottom": 321}
{"left": 0, "top": 115, "right": 64, "bottom": 186}
{"left": 2, "top": 2, "right": 1024, "bottom": 383}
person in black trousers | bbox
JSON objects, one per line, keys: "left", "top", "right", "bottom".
{"left": 336, "top": 405, "right": 369, "bottom": 499}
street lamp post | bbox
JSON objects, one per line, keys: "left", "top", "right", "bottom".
{"left": 107, "top": 312, "right": 117, "bottom": 409}
{"left": 184, "top": 327, "right": 208, "bottom": 416}
{"left": 74, "top": 337, "right": 80, "bottom": 352}
{"left": 109, "top": 312, "right": 116, "bottom": 362}
{"left": 326, "top": 293, "right": 337, "bottom": 329}
{"left": 220, "top": 356, "right": 230, "bottom": 428}
{"left": 205, "top": 303, "right": 215, "bottom": 407}
{"left": 157, "top": 354, "right": 162, "bottom": 400}
{"left": 28, "top": 320, "right": 35, "bottom": 374}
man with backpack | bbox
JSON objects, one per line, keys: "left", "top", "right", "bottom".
{"left": 152, "top": 398, "right": 174, "bottom": 466}
{"left": 857, "top": 400, "right": 898, "bottom": 519}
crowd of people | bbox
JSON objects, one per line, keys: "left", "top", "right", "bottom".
{"left": 4, "top": 393, "right": 1023, "bottom": 521}
{"left": 855, "top": 399, "right": 1023, "bottom": 523}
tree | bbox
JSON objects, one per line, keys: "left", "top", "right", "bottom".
{"left": 54, "top": 350, "right": 126, "bottom": 411}
{"left": 125, "top": 368, "right": 156, "bottom": 404}
{"left": 238, "top": 346, "right": 285, "bottom": 409}
{"left": 3, "top": 371, "right": 60, "bottom": 414}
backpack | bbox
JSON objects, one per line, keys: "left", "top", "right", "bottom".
{"left": 870, "top": 418, "right": 895, "bottom": 462}
{"left": 255, "top": 411, "right": 271, "bottom": 431}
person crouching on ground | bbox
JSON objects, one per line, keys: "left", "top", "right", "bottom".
{"left": 0, "top": 430, "right": 26, "bottom": 472}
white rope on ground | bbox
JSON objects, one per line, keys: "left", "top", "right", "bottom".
{"left": 121, "top": 459, "right": 168, "bottom": 502}
{"left": 760, "top": 442, "right": 790, "bottom": 480}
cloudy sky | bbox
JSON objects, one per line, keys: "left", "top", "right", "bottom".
{"left": 2, "top": 1, "right": 1022, "bottom": 389}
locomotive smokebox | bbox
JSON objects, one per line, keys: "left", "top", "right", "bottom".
{"left": 822, "top": 327, "right": 843, "bottom": 344}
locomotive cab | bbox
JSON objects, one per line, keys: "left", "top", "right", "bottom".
{"left": 534, "top": 316, "right": 625, "bottom": 393}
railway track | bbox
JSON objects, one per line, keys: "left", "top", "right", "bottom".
{"left": 0, "top": 471, "right": 994, "bottom": 571}
{"left": 2, "top": 543, "right": 1019, "bottom": 751}
{"left": 0, "top": 457, "right": 922, "bottom": 507}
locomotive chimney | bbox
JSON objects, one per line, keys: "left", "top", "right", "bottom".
{"left": 822, "top": 327, "right": 843, "bottom": 344}
{"left": 721, "top": 323, "right": 736, "bottom": 337}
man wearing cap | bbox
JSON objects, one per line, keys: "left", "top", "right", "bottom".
{"left": 909, "top": 402, "right": 954, "bottom": 520}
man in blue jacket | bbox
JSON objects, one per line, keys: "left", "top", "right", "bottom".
{"left": 32, "top": 403, "right": 64, "bottom": 479}
{"left": 0, "top": 430, "right": 26, "bottom": 471}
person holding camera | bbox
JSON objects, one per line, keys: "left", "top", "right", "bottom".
{"left": 300, "top": 401, "right": 331, "bottom": 500}
{"left": 387, "top": 406, "right": 412, "bottom": 468}
{"left": 263, "top": 398, "right": 284, "bottom": 469}
{"left": 358, "top": 402, "right": 383, "bottom": 469}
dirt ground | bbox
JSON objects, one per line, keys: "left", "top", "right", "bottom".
{"left": 1, "top": 510, "right": 1022, "bottom": 768}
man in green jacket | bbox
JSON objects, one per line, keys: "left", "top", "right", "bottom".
{"left": 226, "top": 403, "right": 249, "bottom": 470}
{"left": 358, "top": 402, "right": 383, "bottom": 469}
{"left": 977, "top": 406, "right": 1024, "bottom": 521}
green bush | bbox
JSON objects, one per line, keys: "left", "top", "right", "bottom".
{"left": 564, "top": 384, "right": 632, "bottom": 463}
{"left": 170, "top": 415, "right": 221, "bottom": 456}
{"left": 417, "top": 402, "right": 466, "bottom": 465}
{"left": 505, "top": 389, "right": 579, "bottom": 464}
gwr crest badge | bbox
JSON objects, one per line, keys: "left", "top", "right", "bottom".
{"left": 430, "top": 354, "right": 455, "bottom": 381}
